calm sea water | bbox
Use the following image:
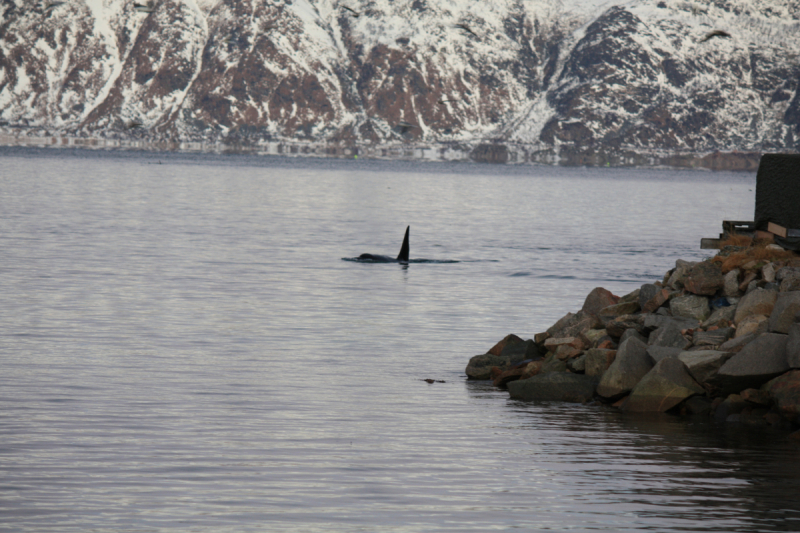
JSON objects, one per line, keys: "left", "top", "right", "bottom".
{"left": 2, "top": 147, "right": 798, "bottom": 532}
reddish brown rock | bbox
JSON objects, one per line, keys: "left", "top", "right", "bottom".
{"left": 684, "top": 261, "right": 725, "bottom": 296}
{"left": 556, "top": 346, "right": 583, "bottom": 361}
{"left": 642, "top": 288, "right": 673, "bottom": 313}
{"left": 741, "top": 388, "right": 771, "bottom": 406}
{"left": 762, "top": 370, "right": 800, "bottom": 416}
{"left": 492, "top": 367, "right": 527, "bottom": 388}
{"left": 597, "top": 339, "right": 616, "bottom": 350}
{"left": 490, "top": 366, "right": 504, "bottom": 380}
{"left": 521, "top": 360, "right": 543, "bottom": 379}
{"left": 544, "top": 336, "right": 577, "bottom": 352}
{"left": 581, "top": 287, "right": 619, "bottom": 316}
{"left": 764, "top": 412, "right": 785, "bottom": 427}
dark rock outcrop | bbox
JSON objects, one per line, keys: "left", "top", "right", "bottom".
{"left": 508, "top": 373, "right": 599, "bottom": 403}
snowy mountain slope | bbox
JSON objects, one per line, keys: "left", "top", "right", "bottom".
{"left": 0, "top": 0, "right": 798, "bottom": 160}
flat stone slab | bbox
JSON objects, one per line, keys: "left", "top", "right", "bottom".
{"left": 710, "top": 333, "right": 789, "bottom": 394}
{"left": 678, "top": 350, "right": 734, "bottom": 384}
{"left": 623, "top": 358, "right": 705, "bottom": 412}
{"left": 508, "top": 372, "right": 599, "bottom": 403}
{"left": 692, "top": 327, "right": 734, "bottom": 347}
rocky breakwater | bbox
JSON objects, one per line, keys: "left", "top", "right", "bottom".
{"left": 465, "top": 241, "right": 800, "bottom": 435}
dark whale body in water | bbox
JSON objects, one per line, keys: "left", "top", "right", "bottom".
{"left": 350, "top": 226, "right": 410, "bottom": 263}
{"left": 342, "top": 226, "right": 460, "bottom": 264}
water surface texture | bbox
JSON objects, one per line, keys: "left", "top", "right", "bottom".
{"left": 2, "top": 148, "right": 798, "bottom": 532}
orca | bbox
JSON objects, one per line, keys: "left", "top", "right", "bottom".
{"left": 349, "top": 226, "right": 410, "bottom": 263}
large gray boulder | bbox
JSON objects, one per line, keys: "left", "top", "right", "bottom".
{"left": 670, "top": 294, "right": 711, "bottom": 322}
{"left": 465, "top": 354, "right": 510, "bottom": 380}
{"left": 734, "top": 288, "right": 778, "bottom": 324}
{"left": 648, "top": 321, "right": 692, "bottom": 349}
{"left": 768, "top": 292, "right": 800, "bottom": 334}
{"left": 678, "top": 350, "right": 734, "bottom": 384}
{"left": 723, "top": 269, "right": 741, "bottom": 298}
{"left": 710, "top": 333, "right": 790, "bottom": 394}
{"left": 623, "top": 358, "right": 705, "bottom": 412}
{"left": 508, "top": 373, "right": 599, "bottom": 402}
{"left": 597, "top": 337, "right": 653, "bottom": 399}
{"left": 683, "top": 261, "right": 725, "bottom": 296}
{"left": 787, "top": 324, "right": 800, "bottom": 368}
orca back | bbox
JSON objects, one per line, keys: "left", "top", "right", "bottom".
{"left": 396, "top": 226, "right": 410, "bottom": 262}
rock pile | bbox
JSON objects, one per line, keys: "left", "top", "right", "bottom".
{"left": 466, "top": 243, "right": 800, "bottom": 431}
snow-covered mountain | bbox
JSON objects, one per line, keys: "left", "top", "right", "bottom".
{"left": 1, "top": 0, "right": 799, "bottom": 165}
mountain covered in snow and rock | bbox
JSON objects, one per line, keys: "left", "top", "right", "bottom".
{"left": 1, "top": 0, "right": 799, "bottom": 166}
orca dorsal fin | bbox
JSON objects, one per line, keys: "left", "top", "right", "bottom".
{"left": 396, "top": 226, "right": 410, "bottom": 262}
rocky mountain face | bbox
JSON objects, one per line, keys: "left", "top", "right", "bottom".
{"left": 1, "top": 0, "right": 799, "bottom": 166}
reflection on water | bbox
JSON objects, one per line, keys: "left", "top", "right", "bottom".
{"left": 2, "top": 147, "right": 798, "bottom": 532}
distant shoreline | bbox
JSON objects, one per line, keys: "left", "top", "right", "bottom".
{"left": 0, "top": 133, "right": 761, "bottom": 171}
